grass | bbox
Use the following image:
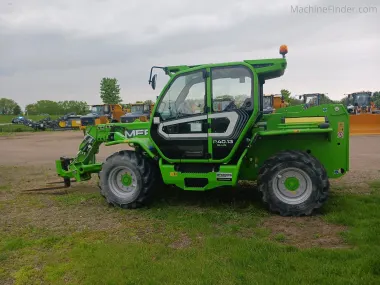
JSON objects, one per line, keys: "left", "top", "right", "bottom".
{"left": 0, "top": 124, "right": 35, "bottom": 134}
{"left": 0, "top": 115, "right": 59, "bottom": 124}
{"left": 0, "top": 115, "right": 60, "bottom": 135}
{"left": 1, "top": 171, "right": 380, "bottom": 284}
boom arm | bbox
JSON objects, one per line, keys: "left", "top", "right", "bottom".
{"left": 56, "top": 123, "right": 153, "bottom": 183}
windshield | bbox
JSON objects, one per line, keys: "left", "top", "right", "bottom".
{"left": 263, "top": 97, "right": 272, "bottom": 109}
{"left": 353, "top": 94, "right": 370, "bottom": 106}
{"left": 305, "top": 95, "right": 318, "bottom": 106}
{"left": 131, "top": 105, "right": 144, "bottom": 113}
{"left": 91, "top": 105, "right": 109, "bottom": 114}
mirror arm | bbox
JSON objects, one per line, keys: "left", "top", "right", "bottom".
{"left": 149, "top": 66, "right": 165, "bottom": 84}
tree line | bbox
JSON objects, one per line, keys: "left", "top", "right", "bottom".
{"left": 2, "top": 76, "right": 379, "bottom": 117}
{"left": 25, "top": 100, "right": 89, "bottom": 115}
{"left": 0, "top": 98, "right": 90, "bottom": 116}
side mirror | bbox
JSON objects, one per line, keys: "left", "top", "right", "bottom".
{"left": 151, "top": 74, "right": 157, "bottom": 90}
{"left": 299, "top": 95, "right": 302, "bottom": 100}
{"left": 239, "top": 77, "right": 245, "bottom": 83}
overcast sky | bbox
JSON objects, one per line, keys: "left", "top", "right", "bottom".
{"left": 0, "top": 0, "right": 379, "bottom": 109}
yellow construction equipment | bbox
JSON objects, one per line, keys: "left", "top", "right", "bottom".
{"left": 120, "top": 102, "right": 154, "bottom": 123}
{"left": 346, "top": 91, "right": 380, "bottom": 135}
{"left": 57, "top": 113, "right": 82, "bottom": 129}
{"left": 80, "top": 104, "right": 126, "bottom": 131}
{"left": 263, "top": 94, "right": 288, "bottom": 113}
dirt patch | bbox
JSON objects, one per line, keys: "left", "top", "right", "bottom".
{"left": 0, "top": 165, "right": 155, "bottom": 238}
{"left": 0, "top": 131, "right": 131, "bottom": 166}
{"left": 261, "top": 216, "right": 349, "bottom": 249}
{"left": 168, "top": 233, "right": 192, "bottom": 249}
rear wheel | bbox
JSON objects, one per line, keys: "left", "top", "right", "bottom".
{"left": 99, "top": 150, "right": 158, "bottom": 208}
{"left": 258, "top": 150, "right": 329, "bottom": 216}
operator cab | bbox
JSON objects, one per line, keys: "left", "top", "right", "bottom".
{"left": 146, "top": 45, "right": 288, "bottom": 163}
{"left": 299, "top": 93, "right": 324, "bottom": 108}
{"left": 262, "top": 95, "right": 275, "bottom": 114}
{"left": 120, "top": 103, "right": 152, "bottom": 123}
{"left": 91, "top": 105, "right": 110, "bottom": 115}
{"left": 148, "top": 66, "right": 254, "bottom": 161}
{"left": 347, "top": 92, "right": 372, "bottom": 114}
{"left": 81, "top": 104, "right": 111, "bottom": 127}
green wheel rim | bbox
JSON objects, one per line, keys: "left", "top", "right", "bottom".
{"left": 284, "top": 177, "right": 300, "bottom": 191}
{"left": 121, "top": 173, "right": 132, "bottom": 187}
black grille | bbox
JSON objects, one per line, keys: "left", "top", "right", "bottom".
{"left": 184, "top": 178, "right": 208, "bottom": 188}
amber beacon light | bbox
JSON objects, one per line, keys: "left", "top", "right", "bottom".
{"left": 279, "top": 45, "right": 288, "bottom": 58}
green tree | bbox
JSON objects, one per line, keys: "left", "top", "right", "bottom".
{"left": 25, "top": 103, "right": 38, "bottom": 115}
{"left": 280, "top": 89, "right": 291, "bottom": 102}
{"left": 32, "top": 100, "right": 61, "bottom": 115}
{"left": 372, "top": 91, "right": 380, "bottom": 108}
{"left": 339, "top": 96, "right": 348, "bottom": 106}
{"left": 289, "top": 97, "right": 302, "bottom": 105}
{"left": 319, "top": 94, "right": 335, "bottom": 104}
{"left": 0, "top": 98, "right": 19, "bottom": 115}
{"left": 144, "top": 100, "right": 154, "bottom": 105}
{"left": 58, "top": 100, "right": 89, "bottom": 115}
{"left": 13, "top": 104, "right": 22, "bottom": 115}
{"left": 100, "top": 77, "right": 122, "bottom": 104}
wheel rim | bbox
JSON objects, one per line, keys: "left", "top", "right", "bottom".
{"left": 272, "top": 167, "right": 313, "bottom": 205}
{"left": 108, "top": 166, "right": 139, "bottom": 200}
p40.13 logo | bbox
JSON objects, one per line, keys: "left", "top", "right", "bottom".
{"left": 125, "top": 129, "right": 148, "bottom": 138}
{"left": 213, "top": 139, "right": 233, "bottom": 147}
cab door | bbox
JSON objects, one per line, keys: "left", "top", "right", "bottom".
{"left": 150, "top": 68, "right": 211, "bottom": 160}
{"left": 207, "top": 65, "right": 255, "bottom": 160}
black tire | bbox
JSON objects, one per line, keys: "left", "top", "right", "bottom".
{"left": 257, "top": 150, "right": 329, "bottom": 216}
{"left": 98, "top": 150, "right": 158, "bottom": 209}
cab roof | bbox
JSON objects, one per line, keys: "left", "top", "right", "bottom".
{"left": 163, "top": 58, "right": 287, "bottom": 81}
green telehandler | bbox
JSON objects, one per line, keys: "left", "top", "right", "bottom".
{"left": 54, "top": 45, "right": 350, "bottom": 216}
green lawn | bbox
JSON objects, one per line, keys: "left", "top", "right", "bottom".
{"left": 0, "top": 167, "right": 379, "bottom": 285}
{"left": 0, "top": 115, "right": 60, "bottom": 124}
{"left": 0, "top": 124, "right": 35, "bottom": 134}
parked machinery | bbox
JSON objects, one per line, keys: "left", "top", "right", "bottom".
{"left": 54, "top": 45, "right": 350, "bottom": 217}
{"left": 80, "top": 104, "right": 125, "bottom": 132}
{"left": 346, "top": 91, "right": 380, "bottom": 135}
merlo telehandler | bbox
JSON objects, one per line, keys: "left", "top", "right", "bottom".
{"left": 55, "top": 45, "right": 350, "bottom": 216}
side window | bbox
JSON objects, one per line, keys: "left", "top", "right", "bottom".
{"left": 157, "top": 71, "right": 206, "bottom": 120}
{"left": 211, "top": 66, "right": 252, "bottom": 112}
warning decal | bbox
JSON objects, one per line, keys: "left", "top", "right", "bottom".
{"left": 337, "top": 122, "right": 344, "bottom": 138}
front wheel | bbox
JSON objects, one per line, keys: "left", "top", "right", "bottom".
{"left": 257, "top": 150, "right": 329, "bottom": 216}
{"left": 99, "top": 150, "right": 158, "bottom": 209}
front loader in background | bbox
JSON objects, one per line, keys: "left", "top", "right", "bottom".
{"left": 55, "top": 45, "right": 350, "bottom": 216}
{"left": 299, "top": 93, "right": 324, "bottom": 107}
{"left": 120, "top": 102, "right": 154, "bottom": 123}
{"left": 263, "top": 94, "right": 288, "bottom": 113}
{"left": 80, "top": 104, "right": 126, "bottom": 133}
{"left": 346, "top": 91, "right": 380, "bottom": 135}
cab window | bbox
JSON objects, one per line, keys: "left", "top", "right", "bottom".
{"left": 211, "top": 66, "right": 253, "bottom": 112}
{"left": 157, "top": 71, "right": 206, "bottom": 120}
